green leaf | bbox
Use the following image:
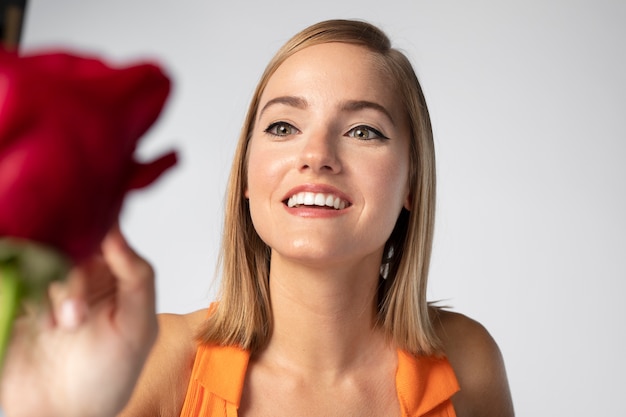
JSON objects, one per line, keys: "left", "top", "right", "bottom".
{"left": 0, "top": 239, "right": 69, "bottom": 372}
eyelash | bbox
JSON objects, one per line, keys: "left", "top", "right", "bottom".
{"left": 264, "top": 121, "right": 299, "bottom": 137}
{"left": 346, "top": 125, "right": 388, "bottom": 141}
{"left": 264, "top": 122, "right": 389, "bottom": 141}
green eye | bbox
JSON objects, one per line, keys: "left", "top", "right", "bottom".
{"left": 347, "top": 125, "right": 388, "bottom": 140}
{"left": 265, "top": 122, "right": 298, "bottom": 136}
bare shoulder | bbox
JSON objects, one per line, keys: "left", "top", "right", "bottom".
{"left": 118, "top": 309, "right": 208, "bottom": 417}
{"left": 432, "top": 309, "right": 515, "bottom": 417}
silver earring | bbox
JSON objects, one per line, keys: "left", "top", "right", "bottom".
{"left": 380, "top": 262, "right": 389, "bottom": 280}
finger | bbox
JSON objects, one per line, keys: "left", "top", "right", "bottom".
{"left": 80, "top": 255, "right": 117, "bottom": 307}
{"left": 101, "top": 224, "right": 157, "bottom": 346}
{"left": 48, "top": 268, "right": 88, "bottom": 330}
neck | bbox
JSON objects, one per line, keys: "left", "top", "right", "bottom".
{"left": 260, "top": 252, "right": 390, "bottom": 376}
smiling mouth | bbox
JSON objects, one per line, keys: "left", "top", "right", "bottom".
{"left": 285, "top": 191, "right": 350, "bottom": 210}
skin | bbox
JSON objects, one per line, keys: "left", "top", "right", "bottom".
{"left": 119, "top": 309, "right": 514, "bottom": 417}
{"left": 0, "top": 226, "right": 158, "bottom": 417}
{"left": 0, "top": 42, "right": 514, "bottom": 417}
{"left": 246, "top": 42, "right": 411, "bottom": 270}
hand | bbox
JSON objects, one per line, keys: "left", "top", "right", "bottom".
{"left": 0, "top": 226, "right": 158, "bottom": 417}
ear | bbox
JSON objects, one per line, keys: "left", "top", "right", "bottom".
{"left": 403, "top": 191, "right": 412, "bottom": 211}
{"left": 244, "top": 188, "right": 249, "bottom": 199}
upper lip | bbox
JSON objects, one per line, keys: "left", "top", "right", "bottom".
{"left": 282, "top": 184, "right": 352, "bottom": 206}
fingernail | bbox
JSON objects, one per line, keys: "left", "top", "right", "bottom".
{"left": 59, "top": 300, "right": 83, "bottom": 329}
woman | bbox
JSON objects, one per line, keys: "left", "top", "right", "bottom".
{"left": 0, "top": 20, "right": 513, "bottom": 417}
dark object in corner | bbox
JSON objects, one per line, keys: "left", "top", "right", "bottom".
{"left": 1, "top": 0, "right": 27, "bottom": 51}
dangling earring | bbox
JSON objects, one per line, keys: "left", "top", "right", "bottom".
{"left": 380, "top": 246, "right": 394, "bottom": 280}
{"left": 380, "top": 262, "right": 389, "bottom": 280}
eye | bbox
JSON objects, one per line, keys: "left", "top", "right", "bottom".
{"left": 346, "top": 125, "right": 388, "bottom": 140}
{"left": 265, "top": 121, "right": 300, "bottom": 137}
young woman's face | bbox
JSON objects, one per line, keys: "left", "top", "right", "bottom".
{"left": 246, "top": 42, "right": 411, "bottom": 268}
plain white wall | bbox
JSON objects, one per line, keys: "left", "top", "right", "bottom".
{"left": 3, "top": 0, "right": 624, "bottom": 416}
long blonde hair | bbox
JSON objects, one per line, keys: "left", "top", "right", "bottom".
{"left": 199, "top": 19, "right": 440, "bottom": 356}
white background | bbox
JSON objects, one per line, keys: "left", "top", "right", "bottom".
{"left": 3, "top": 0, "right": 625, "bottom": 416}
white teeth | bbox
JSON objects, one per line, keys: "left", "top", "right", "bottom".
{"left": 286, "top": 192, "right": 349, "bottom": 210}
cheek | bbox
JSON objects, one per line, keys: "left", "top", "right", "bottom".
{"left": 369, "top": 153, "right": 410, "bottom": 208}
{"left": 245, "top": 141, "right": 289, "bottom": 203}
{"left": 246, "top": 142, "right": 269, "bottom": 197}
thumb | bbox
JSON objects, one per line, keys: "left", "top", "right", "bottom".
{"left": 101, "top": 225, "right": 157, "bottom": 346}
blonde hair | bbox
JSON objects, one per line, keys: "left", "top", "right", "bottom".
{"left": 199, "top": 19, "right": 440, "bottom": 356}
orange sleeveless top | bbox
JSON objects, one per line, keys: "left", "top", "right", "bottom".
{"left": 179, "top": 342, "right": 459, "bottom": 417}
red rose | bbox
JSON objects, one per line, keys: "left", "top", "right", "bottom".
{"left": 0, "top": 49, "right": 177, "bottom": 262}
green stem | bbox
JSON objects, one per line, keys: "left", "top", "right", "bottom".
{"left": 0, "top": 260, "right": 22, "bottom": 374}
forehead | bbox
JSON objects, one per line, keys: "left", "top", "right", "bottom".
{"left": 260, "top": 42, "right": 401, "bottom": 112}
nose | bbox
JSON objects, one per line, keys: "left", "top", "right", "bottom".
{"left": 297, "top": 129, "right": 342, "bottom": 174}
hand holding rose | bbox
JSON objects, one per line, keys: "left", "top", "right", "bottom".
{"left": 0, "top": 49, "right": 177, "bottom": 416}
{"left": 1, "top": 226, "right": 158, "bottom": 417}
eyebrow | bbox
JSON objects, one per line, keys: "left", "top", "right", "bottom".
{"left": 259, "top": 96, "right": 308, "bottom": 118}
{"left": 340, "top": 100, "right": 396, "bottom": 126}
{"left": 258, "top": 95, "right": 396, "bottom": 126}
